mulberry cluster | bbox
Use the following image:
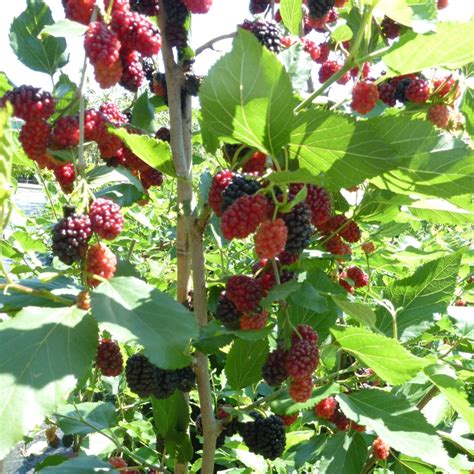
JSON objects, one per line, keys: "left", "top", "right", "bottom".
{"left": 279, "top": 203, "right": 314, "bottom": 255}
{"left": 320, "top": 214, "right": 361, "bottom": 256}
{"left": 373, "top": 437, "right": 390, "bottom": 460}
{"left": 308, "top": 0, "right": 336, "bottom": 19}
{"left": 287, "top": 325, "right": 319, "bottom": 402}
{"left": 96, "top": 339, "right": 123, "bottom": 376}
{"left": 0, "top": 86, "right": 62, "bottom": 171}
{"left": 125, "top": 354, "right": 195, "bottom": 399}
{"left": 240, "top": 19, "right": 283, "bottom": 53}
{"left": 52, "top": 207, "right": 92, "bottom": 265}
{"left": 86, "top": 243, "right": 117, "bottom": 287}
{"left": 162, "top": 0, "right": 189, "bottom": 49}
{"left": 262, "top": 347, "right": 289, "bottom": 386}
{"left": 89, "top": 198, "right": 124, "bottom": 240}
{"left": 214, "top": 277, "right": 268, "bottom": 331}
{"left": 377, "top": 74, "right": 462, "bottom": 129}
{"left": 249, "top": 0, "right": 270, "bottom": 14}
{"left": 237, "top": 412, "right": 286, "bottom": 460}
{"left": 351, "top": 82, "right": 379, "bottom": 115}
{"left": 79, "top": 0, "right": 160, "bottom": 91}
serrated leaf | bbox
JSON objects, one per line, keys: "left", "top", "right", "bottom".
{"left": 291, "top": 111, "right": 473, "bottom": 196}
{"left": 278, "top": 44, "right": 313, "bottom": 92}
{"left": 331, "top": 327, "right": 429, "bottom": 385}
{"left": 225, "top": 338, "right": 268, "bottom": 389}
{"left": 318, "top": 432, "right": 367, "bottom": 474}
{"left": 261, "top": 280, "right": 301, "bottom": 306}
{"left": 0, "top": 73, "right": 13, "bottom": 97}
{"left": 332, "top": 24, "right": 354, "bottom": 42}
{"left": 383, "top": 21, "right": 474, "bottom": 76}
{"left": 425, "top": 364, "right": 474, "bottom": 430}
{"left": 52, "top": 74, "right": 78, "bottom": 119}
{"left": 152, "top": 391, "right": 189, "bottom": 437}
{"left": 376, "top": 253, "right": 461, "bottom": 340}
{"left": 132, "top": 91, "right": 156, "bottom": 133}
{"left": 41, "top": 455, "right": 113, "bottom": 472}
{"left": 0, "top": 307, "right": 98, "bottom": 458}
{"left": 0, "top": 276, "right": 79, "bottom": 311}
{"left": 332, "top": 297, "right": 377, "bottom": 328}
{"left": 337, "top": 390, "right": 451, "bottom": 471}
{"left": 55, "top": 402, "right": 117, "bottom": 435}
{"left": 280, "top": 0, "right": 303, "bottom": 35}
{"left": 9, "top": 0, "right": 68, "bottom": 75}
{"left": 90, "top": 277, "right": 198, "bottom": 369}
{"left": 460, "top": 85, "right": 474, "bottom": 138}
{"left": 289, "top": 282, "right": 327, "bottom": 313}
{"left": 109, "top": 128, "right": 176, "bottom": 177}
{"left": 42, "top": 19, "right": 88, "bottom": 38}
{"left": 268, "top": 168, "right": 322, "bottom": 185}
{"left": 376, "top": 0, "right": 414, "bottom": 26}
{"left": 200, "top": 30, "right": 294, "bottom": 156}
{"left": 407, "top": 198, "right": 474, "bottom": 224}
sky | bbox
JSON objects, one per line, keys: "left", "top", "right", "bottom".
{"left": 0, "top": 0, "right": 473, "bottom": 92}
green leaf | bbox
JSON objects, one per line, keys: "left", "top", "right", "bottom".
{"left": 460, "top": 85, "right": 474, "bottom": 138}
{"left": 261, "top": 280, "right": 301, "bottom": 306}
{"left": 289, "top": 282, "right": 327, "bottom": 313}
{"left": 336, "top": 390, "right": 451, "bottom": 471}
{"left": 9, "top": 0, "right": 68, "bottom": 75}
{"left": 425, "top": 364, "right": 474, "bottom": 431}
{"left": 132, "top": 91, "right": 156, "bottom": 133}
{"left": 55, "top": 402, "right": 117, "bottom": 435}
{"left": 152, "top": 391, "right": 189, "bottom": 437}
{"left": 383, "top": 21, "right": 474, "bottom": 76}
{"left": 332, "top": 297, "right": 376, "bottom": 328}
{"left": 0, "top": 276, "right": 79, "bottom": 311}
{"left": 52, "top": 74, "right": 79, "bottom": 120}
{"left": 91, "top": 277, "right": 198, "bottom": 369}
{"left": 406, "top": 198, "right": 474, "bottom": 224}
{"left": 376, "top": 0, "right": 414, "bottom": 26}
{"left": 0, "top": 306, "right": 98, "bottom": 458}
{"left": 200, "top": 30, "right": 294, "bottom": 156}
{"left": 41, "top": 455, "right": 113, "bottom": 473}
{"left": 291, "top": 111, "right": 473, "bottom": 195}
{"left": 0, "top": 72, "right": 13, "bottom": 96}
{"left": 268, "top": 168, "right": 322, "bottom": 185}
{"left": 42, "top": 19, "right": 88, "bottom": 38}
{"left": 331, "top": 24, "right": 353, "bottom": 42}
{"left": 318, "top": 432, "right": 367, "bottom": 474}
{"left": 109, "top": 128, "right": 176, "bottom": 177}
{"left": 331, "top": 327, "right": 429, "bottom": 385}
{"left": 278, "top": 43, "right": 313, "bottom": 92}
{"left": 376, "top": 253, "right": 461, "bottom": 340}
{"left": 225, "top": 338, "right": 269, "bottom": 389}
{"left": 289, "top": 111, "right": 397, "bottom": 189}
{"left": 280, "top": 0, "right": 303, "bottom": 35}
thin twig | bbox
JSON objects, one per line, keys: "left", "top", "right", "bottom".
{"left": 195, "top": 33, "right": 236, "bottom": 56}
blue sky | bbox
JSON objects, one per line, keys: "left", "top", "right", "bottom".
{"left": 0, "top": 0, "right": 472, "bottom": 91}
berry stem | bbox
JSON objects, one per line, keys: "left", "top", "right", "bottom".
{"left": 77, "top": 6, "right": 98, "bottom": 176}
{"left": 242, "top": 387, "right": 286, "bottom": 411}
{"left": 35, "top": 163, "right": 58, "bottom": 220}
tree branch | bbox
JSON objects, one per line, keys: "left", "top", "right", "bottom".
{"left": 158, "top": 4, "right": 218, "bottom": 473}
{"left": 195, "top": 33, "right": 236, "bottom": 56}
